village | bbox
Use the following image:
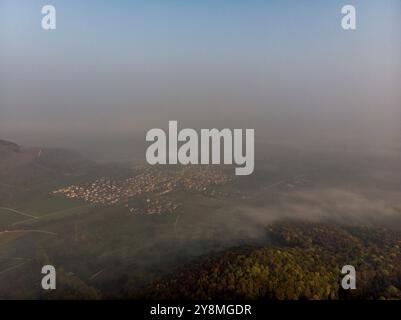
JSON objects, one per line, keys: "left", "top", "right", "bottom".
{"left": 52, "top": 166, "right": 234, "bottom": 215}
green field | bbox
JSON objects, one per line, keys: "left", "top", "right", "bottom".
{"left": 0, "top": 193, "right": 90, "bottom": 228}
{"left": 0, "top": 209, "right": 27, "bottom": 227}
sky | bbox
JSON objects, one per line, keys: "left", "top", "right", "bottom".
{"left": 0, "top": 0, "right": 400, "bottom": 160}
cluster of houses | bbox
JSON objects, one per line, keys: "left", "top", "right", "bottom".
{"left": 126, "top": 197, "right": 180, "bottom": 215}
{"left": 52, "top": 166, "right": 234, "bottom": 215}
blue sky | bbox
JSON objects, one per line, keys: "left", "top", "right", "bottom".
{"left": 0, "top": 0, "right": 400, "bottom": 156}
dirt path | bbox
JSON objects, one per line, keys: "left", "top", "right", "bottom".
{"left": 0, "top": 229, "right": 58, "bottom": 236}
{"left": 0, "top": 261, "right": 30, "bottom": 276}
{"left": 0, "top": 207, "right": 38, "bottom": 219}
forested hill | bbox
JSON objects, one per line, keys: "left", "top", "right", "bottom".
{"left": 143, "top": 222, "right": 401, "bottom": 300}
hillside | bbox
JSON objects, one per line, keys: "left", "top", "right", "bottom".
{"left": 144, "top": 221, "right": 401, "bottom": 300}
{"left": 0, "top": 139, "right": 93, "bottom": 204}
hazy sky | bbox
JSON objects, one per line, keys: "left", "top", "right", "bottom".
{"left": 0, "top": 0, "right": 400, "bottom": 159}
